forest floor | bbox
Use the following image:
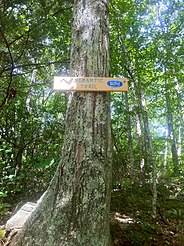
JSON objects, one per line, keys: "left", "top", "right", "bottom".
{"left": 110, "top": 189, "right": 184, "bottom": 246}
{"left": 110, "top": 211, "right": 184, "bottom": 246}
{"left": 1, "top": 188, "right": 184, "bottom": 246}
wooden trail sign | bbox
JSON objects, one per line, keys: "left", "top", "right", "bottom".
{"left": 54, "top": 77, "right": 128, "bottom": 92}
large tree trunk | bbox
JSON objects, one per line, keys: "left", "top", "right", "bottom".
{"left": 11, "top": 0, "right": 112, "bottom": 245}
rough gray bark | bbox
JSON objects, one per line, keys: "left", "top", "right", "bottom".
{"left": 11, "top": 0, "right": 112, "bottom": 245}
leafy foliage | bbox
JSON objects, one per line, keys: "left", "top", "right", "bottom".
{"left": 0, "top": 0, "right": 71, "bottom": 208}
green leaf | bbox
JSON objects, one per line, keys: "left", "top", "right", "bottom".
{"left": 0, "top": 229, "right": 6, "bottom": 238}
{"left": 19, "top": 14, "right": 26, "bottom": 19}
{"left": 0, "top": 192, "right": 7, "bottom": 197}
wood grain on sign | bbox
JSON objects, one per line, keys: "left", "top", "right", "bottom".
{"left": 54, "top": 77, "right": 128, "bottom": 92}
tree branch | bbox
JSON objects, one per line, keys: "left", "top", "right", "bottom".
{"left": 0, "top": 27, "right": 14, "bottom": 109}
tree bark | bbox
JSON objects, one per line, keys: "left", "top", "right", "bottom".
{"left": 11, "top": 0, "right": 112, "bottom": 245}
{"left": 164, "top": 67, "right": 179, "bottom": 174}
{"left": 175, "top": 79, "right": 183, "bottom": 157}
{"left": 124, "top": 92, "right": 134, "bottom": 174}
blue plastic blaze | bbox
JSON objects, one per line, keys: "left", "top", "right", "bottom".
{"left": 107, "top": 80, "right": 123, "bottom": 88}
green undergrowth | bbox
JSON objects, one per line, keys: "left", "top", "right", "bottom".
{"left": 1, "top": 173, "right": 184, "bottom": 246}
{"left": 110, "top": 177, "right": 184, "bottom": 246}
